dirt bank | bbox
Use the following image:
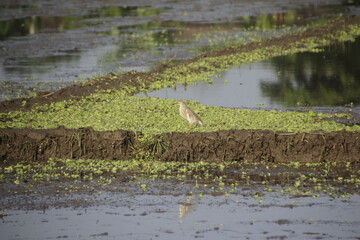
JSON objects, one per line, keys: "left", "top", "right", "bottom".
{"left": 161, "top": 130, "right": 360, "bottom": 163}
{"left": 1, "top": 128, "right": 359, "bottom": 164}
{"left": 0, "top": 127, "right": 134, "bottom": 163}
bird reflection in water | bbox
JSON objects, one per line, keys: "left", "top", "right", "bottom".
{"left": 178, "top": 196, "right": 195, "bottom": 223}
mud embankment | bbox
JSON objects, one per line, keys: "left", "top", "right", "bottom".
{"left": 161, "top": 130, "right": 360, "bottom": 163}
{"left": 0, "top": 127, "right": 134, "bottom": 163}
{"left": 1, "top": 127, "right": 359, "bottom": 164}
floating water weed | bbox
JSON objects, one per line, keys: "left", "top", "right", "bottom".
{"left": 1, "top": 159, "right": 358, "bottom": 199}
{"left": 1, "top": 93, "right": 358, "bottom": 135}
{"left": 1, "top": 18, "right": 360, "bottom": 136}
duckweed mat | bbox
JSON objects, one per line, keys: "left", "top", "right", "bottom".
{"left": 1, "top": 127, "right": 359, "bottom": 164}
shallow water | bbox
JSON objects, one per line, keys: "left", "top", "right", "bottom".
{"left": 1, "top": 160, "right": 359, "bottom": 239}
{"left": 0, "top": 0, "right": 359, "bottom": 100}
{"left": 140, "top": 37, "right": 360, "bottom": 109}
{"left": 1, "top": 187, "right": 359, "bottom": 240}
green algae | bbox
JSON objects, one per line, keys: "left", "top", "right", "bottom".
{"left": 1, "top": 158, "right": 359, "bottom": 198}
{"left": 1, "top": 17, "right": 360, "bottom": 135}
{"left": 1, "top": 92, "right": 359, "bottom": 135}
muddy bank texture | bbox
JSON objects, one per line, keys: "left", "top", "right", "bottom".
{"left": 0, "top": 127, "right": 134, "bottom": 163}
{"left": 1, "top": 128, "right": 359, "bottom": 164}
{"left": 160, "top": 130, "right": 360, "bottom": 163}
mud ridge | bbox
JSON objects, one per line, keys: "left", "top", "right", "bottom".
{"left": 161, "top": 130, "right": 360, "bottom": 163}
{"left": 1, "top": 128, "right": 359, "bottom": 164}
{"left": 0, "top": 127, "right": 134, "bottom": 163}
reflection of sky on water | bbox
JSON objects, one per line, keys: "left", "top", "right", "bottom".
{"left": 139, "top": 37, "right": 360, "bottom": 108}
{"left": 1, "top": 192, "right": 359, "bottom": 239}
{"left": 141, "top": 62, "right": 280, "bottom": 108}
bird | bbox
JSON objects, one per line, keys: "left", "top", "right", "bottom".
{"left": 175, "top": 101, "right": 204, "bottom": 131}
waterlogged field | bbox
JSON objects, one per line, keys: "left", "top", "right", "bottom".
{"left": 2, "top": 17, "right": 360, "bottom": 134}
{"left": 1, "top": 159, "right": 359, "bottom": 239}
{"left": 1, "top": 158, "right": 359, "bottom": 197}
{"left": 1, "top": 2, "right": 360, "bottom": 239}
{"left": 142, "top": 37, "right": 360, "bottom": 109}
{"left": 2, "top": 0, "right": 359, "bottom": 100}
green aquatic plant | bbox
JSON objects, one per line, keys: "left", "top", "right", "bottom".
{"left": 2, "top": 18, "right": 360, "bottom": 135}
{"left": 1, "top": 92, "right": 359, "bottom": 135}
{"left": 1, "top": 159, "right": 358, "bottom": 198}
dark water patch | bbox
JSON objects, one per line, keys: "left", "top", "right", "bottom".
{"left": 261, "top": 37, "right": 360, "bottom": 108}
{"left": 141, "top": 37, "right": 360, "bottom": 109}
{"left": 234, "top": 3, "right": 349, "bottom": 29}
{"left": 0, "top": 6, "right": 163, "bottom": 40}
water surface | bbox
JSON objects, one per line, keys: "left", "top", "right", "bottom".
{"left": 140, "top": 37, "right": 360, "bottom": 109}
{"left": 1, "top": 187, "right": 359, "bottom": 240}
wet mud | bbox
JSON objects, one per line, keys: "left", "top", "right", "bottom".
{"left": 1, "top": 166, "right": 359, "bottom": 239}
{"left": 1, "top": 190, "right": 359, "bottom": 240}
{"left": 0, "top": 127, "right": 134, "bottom": 163}
{"left": 1, "top": 127, "right": 359, "bottom": 164}
{"left": 160, "top": 130, "right": 360, "bottom": 163}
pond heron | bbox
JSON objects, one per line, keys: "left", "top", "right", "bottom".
{"left": 175, "top": 101, "right": 204, "bottom": 131}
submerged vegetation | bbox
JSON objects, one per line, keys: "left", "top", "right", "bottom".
{"left": 1, "top": 158, "right": 359, "bottom": 199}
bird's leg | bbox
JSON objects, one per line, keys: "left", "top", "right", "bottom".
{"left": 187, "top": 123, "right": 193, "bottom": 133}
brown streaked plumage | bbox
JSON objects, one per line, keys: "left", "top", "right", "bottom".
{"left": 175, "top": 102, "right": 204, "bottom": 130}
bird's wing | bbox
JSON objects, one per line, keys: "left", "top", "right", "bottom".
{"left": 188, "top": 108, "right": 203, "bottom": 124}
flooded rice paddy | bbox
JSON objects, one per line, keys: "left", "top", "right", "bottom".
{"left": 1, "top": 0, "right": 360, "bottom": 239}
{"left": 1, "top": 0, "right": 360, "bottom": 102}
{"left": 1, "top": 160, "right": 360, "bottom": 239}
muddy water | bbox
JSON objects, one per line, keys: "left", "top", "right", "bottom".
{"left": 0, "top": 0, "right": 359, "bottom": 100}
{"left": 140, "top": 36, "right": 360, "bottom": 109}
{"left": 1, "top": 185, "right": 359, "bottom": 239}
